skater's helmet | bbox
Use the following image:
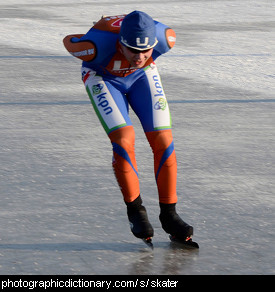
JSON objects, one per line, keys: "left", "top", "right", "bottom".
{"left": 119, "top": 10, "right": 158, "bottom": 51}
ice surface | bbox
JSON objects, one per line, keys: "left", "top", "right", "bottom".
{"left": 0, "top": 0, "right": 274, "bottom": 274}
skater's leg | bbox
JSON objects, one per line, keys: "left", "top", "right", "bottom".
{"left": 82, "top": 67, "right": 139, "bottom": 203}
{"left": 145, "top": 129, "right": 177, "bottom": 204}
{"left": 146, "top": 130, "right": 194, "bottom": 239}
{"left": 108, "top": 126, "right": 140, "bottom": 203}
{"left": 109, "top": 126, "right": 154, "bottom": 238}
{"left": 82, "top": 67, "right": 152, "bottom": 240}
{"left": 128, "top": 65, "right": 177, "bottom": 204}
{"left": 128, "top": 65, "right": 194, "bottom": 239}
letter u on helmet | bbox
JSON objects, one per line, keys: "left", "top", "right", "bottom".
{"left": 119, "top": 10, "right": 158, "bottom": 51}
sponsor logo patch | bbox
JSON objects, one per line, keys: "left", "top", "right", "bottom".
{"left": 154, "top": 97, "right": 167, "bottom": 111}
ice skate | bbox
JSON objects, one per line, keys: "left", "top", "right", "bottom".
{"left": 159, "top": 203, "right": 198, "bottom": 248}
{"left": 126, "top": 196, "right": 154, "bottom": 242}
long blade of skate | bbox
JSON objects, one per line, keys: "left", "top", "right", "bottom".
{"left": 169, "top": 235, "right": 199, "bottom": 248}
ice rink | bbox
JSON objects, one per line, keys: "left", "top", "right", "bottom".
{"left": 0, "top": 0, "right": 274, "bottom": 275}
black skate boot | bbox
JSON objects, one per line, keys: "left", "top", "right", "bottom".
{"left": 159, "top": 203, "right": 193, "bottom": 241}
{"left": 126, "top": 196, "right": 154, "bottom": 242}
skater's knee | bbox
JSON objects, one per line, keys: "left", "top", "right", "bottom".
{"left": 146, "top": 130, "right": 176, "bottom": 167}
{"left": 109, "top": 126, "right": 137, "bottom": 173}
{"left": 109, "top": 126, "right": 135, "bottom": 149}
{"left": 146, "top": 130, "right": 173, "bottom": 153}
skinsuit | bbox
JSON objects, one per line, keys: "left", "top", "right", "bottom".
{"left": 63, "top": 11, "right": 193, "bottom": 243}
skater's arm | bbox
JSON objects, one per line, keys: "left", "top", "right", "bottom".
{"left": 63, "top": 28, "right": 118, "bottom": 65}
{"left": 63, "top": 34, "right": 97, "bottom": 62}
{"left": 152, "top": 21, "right": 176, "bottom": 59}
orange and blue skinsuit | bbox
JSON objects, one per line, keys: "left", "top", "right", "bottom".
{"left": 63, "top": 15, "right": 178, "bottom": 204}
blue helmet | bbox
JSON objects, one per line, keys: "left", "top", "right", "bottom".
{"left": 119, "top": 11, "right": 158, "bottom": 51}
